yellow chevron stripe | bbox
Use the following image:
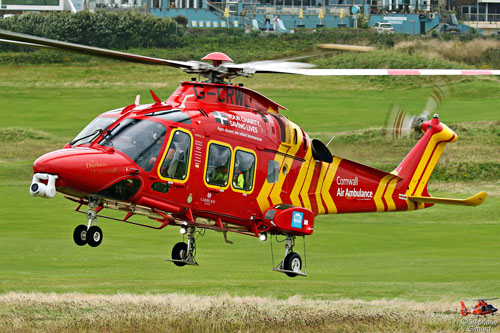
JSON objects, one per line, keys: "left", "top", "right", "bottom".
{"left": 374, "top": 174, "right": 394, "bottom": 212}
{"left": 314, "top": 162, "right": 329, "bottom": 214}
{"left": 415, "top": 142, "right": 446, "bottom": 196}
{"left": 257, "top": 144, "right": 287, "bottom": 213}
{"left": 300, "top": 157, "right": 316, "bottom": 211}
{"left": 269, "top": 123, "right": 303, "bottom": 206}
{"left": 320, "top": 156, "right": 342, "bottom": 214}
{"left": 408, "top": 139, "right": 438, "bottom": 197}
{"left": 257, "top": 174, "right": 275, "bottom": 213}
{"left": 384, "top": 177, "right": 399, "bottom": 211}
{"left": 269, "top": 155, "right": 289, "bottom": 206}
{"left": 290, "top": 148, "right": 312, "bottom": 207}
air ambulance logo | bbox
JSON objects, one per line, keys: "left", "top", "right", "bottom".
{"left": 291, "top": 211, "right": 304, "bottom": 229}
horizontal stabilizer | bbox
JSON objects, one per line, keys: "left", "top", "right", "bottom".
{"left": 408, "top": 192, "right": 487, "bottom": 207}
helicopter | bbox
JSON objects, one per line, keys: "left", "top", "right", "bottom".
{"left": 0, "top": 29, "right": 493, "bottom": 277}
{"left": 461, "top": 299, "right": 498, "bottom": 316}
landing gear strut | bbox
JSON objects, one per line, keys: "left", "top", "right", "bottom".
{"left": 272, "top": 235, "right": 307, "bottom": 277}
{"left": 166, "top": 226, "right": 199, "bottom": 266}
{"left": 73, "top": 198, "right": 103, "bottom": 247}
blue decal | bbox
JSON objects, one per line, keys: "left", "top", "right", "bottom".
{"left": 291, "top": 211, "right": 304, "bottom": 229}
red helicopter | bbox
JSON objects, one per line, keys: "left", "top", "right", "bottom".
{"left": 461, "top": 299, "right": 498, "bottom": 316}
{"left": 0, "top": 30, "right": 492, "bottom": 277}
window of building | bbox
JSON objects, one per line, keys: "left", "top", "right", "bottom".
{"left": 206, "top": 143, "right": 232, "bottom": 187}
{"left": 267, "top": 160, "right": 280, "bottom": 183}
{"left": 232, "top": 150, "right": 256, "bottom": 191}
{"left": 462, "top": 4, "right": 486, "bottom": 21}
{"left": 3, "top": 0, "right": 59, "bottom": 5}
{"left": 159, "top": 130, "right": 191, "bottom": 180}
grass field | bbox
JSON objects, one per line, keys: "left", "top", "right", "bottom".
{"left": 0, "top": 293, "right": 481, "bottom": 332}
{"left": 0, "top": 62, "right": 499, "bottom": 331}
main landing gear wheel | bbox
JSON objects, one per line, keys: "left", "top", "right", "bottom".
{"left": 73, "top": 224, "right": 87, "bottom": 246}
{"left": 87, "top": 226, "right": 103, "bottom": 247}
{"left": 283, "top": 252, "right": 302, "bottom": 277}
{"left": 171, "top": 242, "right": 188, "bottom": 267}
{"left": 272, "top": 235, "right": 307, "bottom": 277}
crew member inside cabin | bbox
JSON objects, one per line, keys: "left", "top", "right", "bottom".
{"left": 206, "top": 144, "right": 231, "bottom": 187}
{"left": 232, "top": 150, "right": 255, "bottom": 191}
{"left": 214, "top": 166, "right": 229, "bottom": 185}
{"left": 143, "top": 131, "right": 166, "bottom": 171}
{"left": 234, "top": 171, "right": 244, "bottom": 189}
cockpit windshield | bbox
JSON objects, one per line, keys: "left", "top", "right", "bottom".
{"left": 72, "top": 116, "right": 117, "bottom": 146}
{"left": 100, "top": 118, "right": 167, "bottom": 172}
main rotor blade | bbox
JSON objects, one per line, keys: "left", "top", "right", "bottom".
{"left": 0, "top": 30, "right": 193, "bottom": 69}
{"left": 0, "top": 38, "right": 57, "bottom": 50}
{"left": 234, "top": 61, "right": 315, "bottom": 70}
{"left": 254, "top": 68, "right": 500, "bottom": 76}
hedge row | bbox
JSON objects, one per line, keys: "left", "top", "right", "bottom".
{"left": 0, "top": 11, "right": 183, "bottom": 49}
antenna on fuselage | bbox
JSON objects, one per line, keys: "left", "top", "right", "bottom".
{"left": 326, "top": 135, "right": 335, "bottom": 147}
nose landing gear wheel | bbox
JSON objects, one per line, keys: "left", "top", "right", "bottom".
{"left": 166, "top": 227, "right": 199, "bottom": 266}
{"left": 73, "top": 224, "right": 88, "bottom": 246}
{"left": 171, "top": 242, "right": 188, "bottom": 267}
{"left": 87, "top": 226, "right": 103, "bottom": 247}
{"left": 283, "top": 252, "right": 302, "bottom": 277}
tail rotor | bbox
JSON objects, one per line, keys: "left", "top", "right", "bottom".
{"left": 383, "top": 81, "right": 449, "bottom": 140}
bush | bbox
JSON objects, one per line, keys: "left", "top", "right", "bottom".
{"left": 0, "top": 11, "right": 183, "bottom": 50}
{"left": 173, "top": 15, "right": 188, "bottom": 27}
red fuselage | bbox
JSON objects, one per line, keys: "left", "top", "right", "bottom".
{"left": 33, "top": 81, "right": 453, "bottom": 237}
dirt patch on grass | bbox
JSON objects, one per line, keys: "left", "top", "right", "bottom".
{"left": 0, "top": 292, "right": 481, "bottom": 332}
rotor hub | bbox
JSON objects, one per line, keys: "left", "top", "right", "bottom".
{"left": 202, "top": 52, "right": 233, "bottom": 67}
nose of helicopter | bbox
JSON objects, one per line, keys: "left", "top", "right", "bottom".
{"left": 33, "top": 147, "right": 135, "bottom": 197}
{"left": 34, "top": 149, "right": 83, "bottom": 179}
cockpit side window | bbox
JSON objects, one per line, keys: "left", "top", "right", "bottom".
{"left": 205, "top": 143, "right": 232, "bottom": 188}
{"left": 100, "top": 118, "right": 167, "bottom": 172}
{"left": 159, "top": 130, "right": 192, "bottom": 181}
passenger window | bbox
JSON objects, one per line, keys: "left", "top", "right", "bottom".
{"left": 233, "top": 150, "right": 255, "bottom": 191}
{"left": 159, "top": 130, "right": 191, "bottom": 180}
{"left": 206, "top": 143, "right": 231, "bottom": 187}
{"left": 267, "top": 160, "right": 279, "bottom": 183}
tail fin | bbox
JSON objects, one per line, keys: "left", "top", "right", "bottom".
{"left": 392, "top": 114, "right": 457, "bottom": 208}
{"left": 461, "top": 301, "right": 469, "bottom": 316}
